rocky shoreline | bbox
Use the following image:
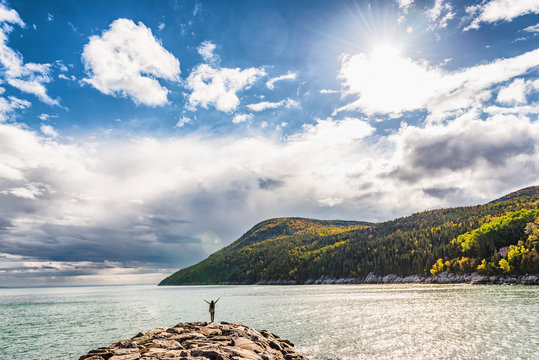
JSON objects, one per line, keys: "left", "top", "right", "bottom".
{"left": 79, "top": 322, "right": 310, "bottom": 360}
{"left": 253, "top": 272, "right": 539, "bottom": 285}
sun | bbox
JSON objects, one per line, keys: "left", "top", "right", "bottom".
{"left": 370, "top": 42, "right": 402, "bottom": 60}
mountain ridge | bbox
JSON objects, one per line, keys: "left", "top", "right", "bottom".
{"left": 160, "top": 186, "right": 539, "bottom": 285}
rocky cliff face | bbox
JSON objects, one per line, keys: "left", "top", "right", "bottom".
{"left": 79, "top": 322, "right": 310, "bottom": 360}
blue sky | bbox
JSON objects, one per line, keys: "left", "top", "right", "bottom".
{"left": 0, "top": 0, "right": 538, "bottom": 286}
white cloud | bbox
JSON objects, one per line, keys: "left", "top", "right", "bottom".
{"left": 465, "top": 0, "right": 539, "bottom": 31}
{"left": 396, "top": 0, "right": 414, "bottom": 9}
{"left": 266, "top": 72, "right": 297, "bottom": 90}
{"left": 336, "top": 46, "right": 539, "bottom": 120}
{"left": 392, "top": 112, "right": 539, "bottom": 185}
{"left": 58, "top": 74, "right": 76, "bottom": 81}
{"left": 246, "top": 100, "right": 281, "bottom": 112}
{"left": 40, "top": 124, "right": 58, "bottom": 137}
{"left": 291, "top": 117, "right": 375, "bottom": 146}
{"left": 175, "top": 116, "right": 191, "bottom": 127}
{"left": 55, "top": 61, "right": 68, "bottom": 72}
{"left": 320, "top": 89, "right": 339, "bottom": 94}
{"left": 396, "top": 0, "right": 414, "bottom": 23}
{"left": 0, "top": 4, "right": 24, "bottom": 27}
{"left": 0, "top": 253, "right": 170, "bottom": 286}
{"left": 497, "top": 78, "right": 526, "bottom": 104}
{"left": 7, "top": 76, "right": 55, "bottom": 105}
{"left": 426, "top": 0, "right": 455, "bottom": 31}
{"left": 0, "top": 95, "right": 30, "bottom": 121}
{"left": 186, "top": 64, "right": 266, "bottom": 113}
{"left": 524, "top": 23, "right": 539, "bottom": 32}
{"left": 484, "top": 103, "right": 539, "bottom": 116}
{"left": 197, "top": 40, "right": 219, "bottom": 63}
{"left": 232, "top": 113, "right": 253, "bottom": 124}
{"left": 0, "top": 4, "right": 58, "bottom": 106}
{"left": 246, "top": 98, "right": 299, "bottom": 112}
{"left": 1, "top": 183, "right": 48, "bottom": 199}
{"left": 38, "top": 113, "right": 52, "bottom": 121}
{"left": 82, "top": 18, "right": 180, "bottom": 106}
{"left": 193, "top": 3, "right": 201, "bottom": 16}
{"left": 158, "top": 22, "right": 165, "bottom": 31}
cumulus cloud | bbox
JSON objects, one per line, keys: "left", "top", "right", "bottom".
{"left": 465, "top": 0, "right": 539, "bottom": 31}
{"left": 392, "top": 112, "right": 539, "bottom": 181}
{"left": 336, "top": 46, "right": 539, "bottom": 120}
{"left": 197, "top": 40, "right": 219, "bottom": 64}
{"left": 186, "top": 64, "right": 266, "bottom": 112}
{"left": 266, "top": 72, "right": 297, "bottom": 90}
{"left": 82, "top": 18, "right": 180, "bottom": 106}
{"left": 246, "top": 98, "right": 299, "bottom": 112}
{"left": 0, "top": 4, "right": 58, "bottom": 105}
{"left": 232, "top": 113, "right": 253, "bottom": 124}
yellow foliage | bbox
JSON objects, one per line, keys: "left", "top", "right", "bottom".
{"left": 477, "top": 259, "right": 487, "bottom": 272}
{"left": 430, "top": 258, "right": 445, "bottom": 275}
{"left": 499, "top": 259, "right": 511, "bottom": 273}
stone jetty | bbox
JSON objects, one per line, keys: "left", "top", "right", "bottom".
{"left": 79, "top": 322, "right": 310, "bottom": 360}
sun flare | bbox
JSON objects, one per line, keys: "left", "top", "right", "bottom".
{"left": 370, "top": 42, "right": 402, "bottom": 60}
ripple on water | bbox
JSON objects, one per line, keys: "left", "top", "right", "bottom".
{"left": 0, "top": 284, "right": 537, "bottom": 360}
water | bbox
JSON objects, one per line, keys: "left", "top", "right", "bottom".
{"left": 0, "top": 284, "right": 537, "bottom": 360}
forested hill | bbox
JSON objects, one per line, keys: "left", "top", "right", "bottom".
{"left": 490, "top": 186, "right": 539, "bottom": 203}
{"left": 159, "top": 186, "right": 539, "bottom": 285}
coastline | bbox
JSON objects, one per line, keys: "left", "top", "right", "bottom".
{"left": 256, "top": 272, "right": 539, "bottom": 285}
{"left": 162, "top": 272, "right": 539, "bottom": 286}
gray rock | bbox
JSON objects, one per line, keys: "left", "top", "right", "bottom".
{"left": 80, "top": 322, "right": 310, "bottom": 360}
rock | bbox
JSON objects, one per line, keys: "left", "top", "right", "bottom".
{"left": 520, "top": 274, "right": 539, "bottom": 285}
{"left": 79, "top": 322, "right": 310, "bottom": 360}
{"left": 233, "top": 337, "right": 264, "bottom": 352}
{"left": 365, "top": 272, "right": 380, "bottom": 283}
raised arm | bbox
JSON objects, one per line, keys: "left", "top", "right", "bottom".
{"left": 204, "top": 300, "right": 210, "bottom": 304}
{"left": 215, "top": 297, "right": 220, "bottom": 303}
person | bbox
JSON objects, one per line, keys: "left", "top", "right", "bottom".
{"left": 204, "top": 298, "right": 220, "bottom": 322}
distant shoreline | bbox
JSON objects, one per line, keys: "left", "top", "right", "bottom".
{"left": 161, "top": 272, "right": 539, "bottom": 286}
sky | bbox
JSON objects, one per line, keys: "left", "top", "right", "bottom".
{"left": 0, "top": 0, "right": 538, "bottom": 286}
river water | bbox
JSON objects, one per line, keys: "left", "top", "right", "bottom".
{"left": 0, "top": 284, "right": 537, "bottom": 359}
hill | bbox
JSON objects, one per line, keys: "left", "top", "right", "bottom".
{"left": 159, "top": 186, "right": 539, "bottom": 285}
{"left": 160, "top": 218, "right": 369, "bottom": 285}
{"left": 490, "top": 185, "right": 539, "bottom": 203}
